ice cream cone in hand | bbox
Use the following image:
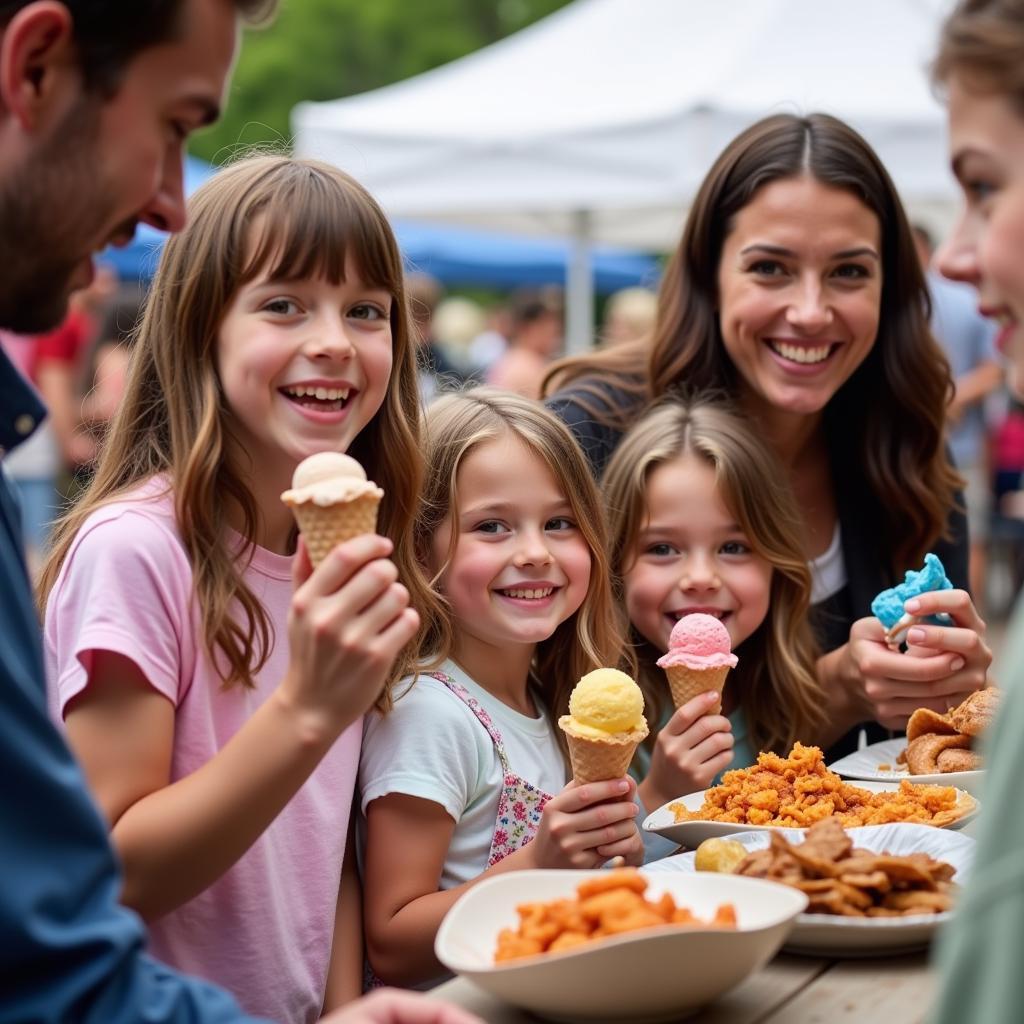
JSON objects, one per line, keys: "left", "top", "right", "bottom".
{"left": 558, "top": 668, "right": 649, "bottom": 783}
{"left": 281, "top": 452, "right": 384, "bottom": 567}
{"left": 657, "top": 614, "right": 737, "bottom": 715}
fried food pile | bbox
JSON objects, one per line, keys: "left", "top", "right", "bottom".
{"left": 670, "top": 743, "right": 972, "bottom": 828}
{"left": 899, "top": 689, "right": 998, "bottom": 775}
{"left": 734, "top": 819, "right": 957, "bottom": 917}
{"left": 493, "top": 869, "right": 736, "bottom": 962}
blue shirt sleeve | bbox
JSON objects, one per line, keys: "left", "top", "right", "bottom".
{"left": 0, "top": 351, "right": 267, "bottom": 1024}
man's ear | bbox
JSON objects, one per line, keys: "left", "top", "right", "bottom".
{"left": 0, "top": 2, "right": 76, "bottom": 131}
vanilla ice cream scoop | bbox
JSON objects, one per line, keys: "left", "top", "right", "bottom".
{"left": 566, "top": 668, "right": 646, "bottom": 736}
{"left": 281, "top": 452, "right": 383, "bottom": 507}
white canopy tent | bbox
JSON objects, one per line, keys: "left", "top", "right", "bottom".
{"left": 294, "top": 0, "right": 957, "bottom": 351}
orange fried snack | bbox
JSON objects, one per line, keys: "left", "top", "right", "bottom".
{"left": 735, "top": 819, "right": 957, "bottom": 917}
{"left": 493, "top": 869, "right": 736, "bottom": 963}
{"left": 669, "top": 743, "right": 974, "bottom": 828}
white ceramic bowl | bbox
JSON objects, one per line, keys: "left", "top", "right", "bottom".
{"left": 434, "top": 869, "right": 807, "bottom": 1022}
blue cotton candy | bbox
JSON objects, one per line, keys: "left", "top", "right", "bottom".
{"left": 871, "top": 553, "right": 953, "bottom": 628}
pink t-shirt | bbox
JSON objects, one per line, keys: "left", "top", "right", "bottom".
{"left": 44, "top": 481, "right": 359, "bottom": 1024}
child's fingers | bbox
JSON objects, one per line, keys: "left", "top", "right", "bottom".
{"left": 595, "top": 834, "right": 644, "bottom": 860}
{"left": 904, "top": 589, "right": 985, "bottom": 631}
{"left": 574, "top": 815, "right": 640, "bottom": 852}
{"left": 556, "top": 778, "right": 633, "bottom": 810}
{"left": 291, "top": 536, "right": 314, "bottom": 588}
{"left": 700, "top": 748, "right": 735, "bottom": 781}
{"left": 688, "top": 731, "right": 734, "bottom": 767}
{"left": 298, "top": 535, "right": 394, "bottom": 597}
{"left": 370, "top": 607, "right": 420, "bottom": 658}
{"left": 347, "top": 583, "right": 411, "bottom": 642}
{"left": 663, "top": 692, "right": 722, "bottom": 734}
{"left": 675, "top": 713, "right": 732, "bottom": 748}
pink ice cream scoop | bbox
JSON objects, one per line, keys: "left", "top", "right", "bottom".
{"left": 657, "top": 613, "right": 738, "bottom": 671}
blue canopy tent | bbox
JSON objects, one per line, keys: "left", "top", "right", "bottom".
{"left": 101, "top": 157, "right": 660, "bottom": 294}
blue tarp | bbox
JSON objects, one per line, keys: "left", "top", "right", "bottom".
{"left": 101, "top": 158, "right": 660, "bottom": 294}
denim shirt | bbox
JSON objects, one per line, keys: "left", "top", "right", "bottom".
{"left": 0, "top": 348, "right": 265, "bottom": 1023}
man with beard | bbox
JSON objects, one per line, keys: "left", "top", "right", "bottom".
{"left": 0, "top": 5, "right": 478, "bottom": 1024}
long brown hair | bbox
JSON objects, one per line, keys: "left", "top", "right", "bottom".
{"left": 545, "top": 113, "right": 959, "bottom": 574}
{"left": 602, "top": 392, "right": 824, "bottom": 755}
{"left": 933, "top": 0, "right": 1024, "bottom": 111}
{"left": 39, "top": 155, "right": 429, "bottom": 703}
{"left": 410, "top": 388, "right": 633, "bottom": 755}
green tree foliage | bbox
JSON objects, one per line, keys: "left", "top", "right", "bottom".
{"left": 192, "top": 0, "right": 573, "bottom": 163}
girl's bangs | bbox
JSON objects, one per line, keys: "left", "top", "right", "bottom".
{"left": 238, "top": 175, "right": 401, "bottom": 293}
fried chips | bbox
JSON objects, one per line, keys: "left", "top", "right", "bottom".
{"left": 493, "top": 869, "right": 737, "bottom": 962}
{"left": 670, "top": 743, "right": 973, "bottom": 828}
{"left": 734, "top": 819, "right": 957, "bottom": 918}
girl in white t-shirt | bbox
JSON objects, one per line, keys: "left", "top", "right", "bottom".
{"left": 359, "top": 389, "right": 643, "bottom": 987}
{"left": 37, "top": 155, "right": 429, "bottom": 1022}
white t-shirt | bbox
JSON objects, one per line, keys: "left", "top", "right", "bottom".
{"left": 809, "top": 522, "right": 847, "bottom": 604}
{"left": 359, "top": 659, "right": 568, "bottom": 888}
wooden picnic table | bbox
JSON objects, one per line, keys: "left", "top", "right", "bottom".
{"left": 429, "top": 950, "right": 936, "bottom": 1022}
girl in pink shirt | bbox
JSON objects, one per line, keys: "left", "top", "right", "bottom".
{"left": 38, "top": 155, "right": 428, "bottom": 1024}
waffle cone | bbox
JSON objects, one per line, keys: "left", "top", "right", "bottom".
{"left": 664, "top": 664, "right": 730, "bottom": 714}
{"left": 558, "top": 717, "right": 649, "bottom": 783}
{"left": 289, "top": 493, "right": 381, "bottom": 567}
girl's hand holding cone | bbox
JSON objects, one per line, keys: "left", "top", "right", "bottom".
{"left": 638, "top": 693, "right": 734, "bottom": 813}
{"left": 526, "top": 778, "right": 644, "bottom": 869}
{"left": 279, "top": 452, "right": 416, "bottom": 742}
{"left": 282, "top": 533, "right": 419, "bottom": 743}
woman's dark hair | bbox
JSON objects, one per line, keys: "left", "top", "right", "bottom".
{"left": 545, "top": 112, "right": 959, "bottom": 573}
{"left": 0, "top": 0, "right": 276, "bottom": 95}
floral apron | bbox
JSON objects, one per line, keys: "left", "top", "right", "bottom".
{"left": 364, "top": 671, "right": 555, "bottom": 989}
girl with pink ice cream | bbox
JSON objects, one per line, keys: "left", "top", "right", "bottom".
{"left": 602, "top": 394, "right": 830, "bottom": 817}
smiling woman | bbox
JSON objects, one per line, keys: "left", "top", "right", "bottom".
{"left": 545, "top": 112, "right": 991, "bottom": 760}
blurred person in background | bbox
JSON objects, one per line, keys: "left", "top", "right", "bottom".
{"left": 33, "top": 264, "right": 117, "bottom": 492}
{"left": 0, "top": 326, "right": 60, "bottom": 569}
{"left": 78, "top": 280, "right": 147, "bottom": 462}
{"left": 601, "top": 286, "right": 658, "bottom": 347}
{"left": 467, "top": 299, "right": 511, "bottom": 376}
{"left": 914, "top": 223, "right": 1003, "bottom": 605}
{"left": 487, "top": 287, "right": 563, "bottom": 399}
{"left": 407, "top": 271, "right": 465, "bottom": 400}
{"left": 432, "top": 294, "right": 485, "bottom": 378}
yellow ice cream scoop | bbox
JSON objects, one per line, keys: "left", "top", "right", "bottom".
{"left": 566, "top": 668, "right": 645, "bottom": 736}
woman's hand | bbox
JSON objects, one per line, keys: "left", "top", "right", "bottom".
{"left": 639, "top": 693, "right": 733, "bottom": 812}
{"left": 528, "top": 778, "right": 643, "bottom": 869}
{"left": 281, "top": 534, "right": 420, "bottom": 741}
{"left": 842, "top": 590, "right": 990, "bottom": 729}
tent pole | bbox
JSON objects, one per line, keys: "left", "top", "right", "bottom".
{"left": 566, "top": 209, "right": 594, "bottom": 355}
